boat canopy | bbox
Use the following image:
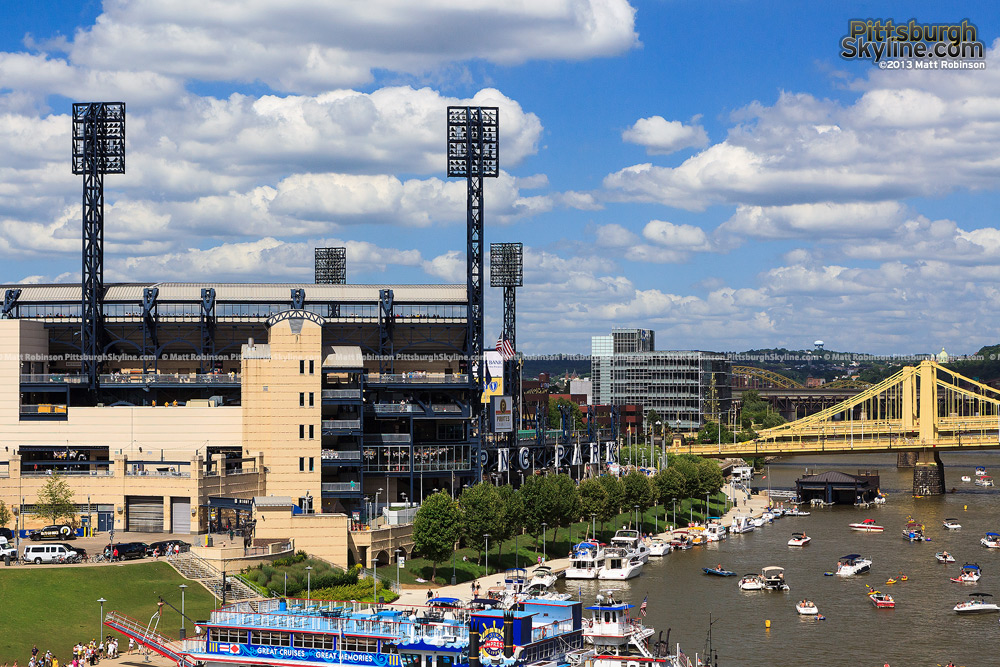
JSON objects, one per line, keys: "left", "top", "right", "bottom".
{"left": 985, "top": 532, "right": 1000, "bottom": 537}
{"left": 970, "top": 593, "right": 993, "bottom": 597}
{"left": 429, "top": 597, "right": 463, "bottom": 606}
{"left": 762, "top": 566, "right": 785, "bottom": 574}
{"left": 961, "top": 563, "right": 981, "bottom": 570}
{"left": 584, "top": 603, "right": 634, "bottom": 611}
{"left": 840, "top": 554, "right": 862, "bottom": 560}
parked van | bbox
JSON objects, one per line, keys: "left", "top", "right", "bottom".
{"left": 0, "top": 536, "right": 17, "bottom": 560}
{"left": 23, "top": 543, "right": 78, "bottom": 564}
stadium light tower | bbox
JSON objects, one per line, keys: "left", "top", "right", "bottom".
{"left": 72, "top": 102, "right": 125, "bottom": 393}
{"left": 447, "top": 105, "right": 499, "bottom": 473}
{"left": 315, "top": 247, "right": 347, "bottom": 284}
{"left": 491, "top": 242, "right": 523, "bottom": 440}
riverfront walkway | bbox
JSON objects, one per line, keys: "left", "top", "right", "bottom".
{"left": 395, "top": 482, "right": 776, "bottom": 606}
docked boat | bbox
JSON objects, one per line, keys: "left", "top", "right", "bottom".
{"left": 580, "top": 592, "right": 698, "bottom": 667}
{"left": 729, "top": 515, "right": 754, "bottom": 534}
{"left": 705, "top": 520, "right": 727, "bottom": 542}
{"left": 868, "top": 589, "right": 895, "bottom": 608}
{"left": 761, "top": 566, "right": 789, "bottom": 591}
{"left": 750, "top": 516, "right": 767, "bottom": 528}
{"left": 668, "top": 531, "right": 692, "bottom": 550}
{"left": 566, "top": 541, "right": 604, "bottom": 580}
{"left": 784, "top": 507, "right": 811, "bottom": 517}
{"left": 795, "top": 600, "right": 820, "bottom": 616}
{"left": 975, "top": 476, "right": 994, "bottom": 487}
{"left": 951, "top": 563, "right": 982, "bottom": 583}
{"left": 686, "top": 527, "right": 707, "bottom": 546}
{"left": 954, "top": 593, "right": 1000, "bottom": 614}
{"left": 981, "top": 532, "right": 1000, "bottom": 549}
{"left": 107, "top": 592, "right": 599, "bottom": 667}
{"left": 942, "top": 518, "right": 962, "bottom": 530}
{"left": 648, "top": 538, "right": 671, "bottom": 557}
{"left": 702, "top": 565, "right": 736, "bottom": 577}
{"left": 597, "top": 549, "right": 643, "bottom": 580}
{"left": 610, "top": 529, "right": 650, "bottom": 563}
{"left": 936, "top": 551, "right": 956, "bottom": 563}
{"left": 836, "top": 554, "right": 873, "bottom": 576}
{"left": 761, "top": 510, "right": 776, "bottom": 523}
{"left": 738, "top": 573, "right": 766, "bottom": 591}
{"left": 787, "top": 532, "right": 811, "bottom": 547}
{"left": 529, "top": 565, "right": 559, "bottom": 589}
{"left": 902, "top": 520, "right": 925, "bottom": 542}
{"left": 849, "top": 519, "right": 884, "bottom": 532}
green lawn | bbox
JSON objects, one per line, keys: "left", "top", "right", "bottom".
{"left": 0, "top": 562, "right": 217, "bottom": 662}
{"left": 399, "top": 494, "right": 730, "bottom": 585}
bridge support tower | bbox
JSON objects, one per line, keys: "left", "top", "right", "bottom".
{"left": 897, "top": 451, "right": 917, "bottom": 468}
{"left": 912, "top": 449, "right": 945, "bottom": 496}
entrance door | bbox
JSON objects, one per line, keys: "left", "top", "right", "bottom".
{"left": 171, "top": 497, "right": 191, "bottom": 534}
{"left": 126, "top": 496, "right": 164, "bottom": 533}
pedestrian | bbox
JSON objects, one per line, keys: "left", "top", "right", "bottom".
{"left": 128, "top": 638, "right": 135, "bottom": 655}
{"left": 426, "top": 589, "right": 433, "bottom": 602}
{"left": 112, "top": 547, "right": 119, "bottom": 562}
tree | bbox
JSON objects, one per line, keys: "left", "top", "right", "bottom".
{"left": 35, "top": 473, "right": 76, "bottom": 525}
{"left": 459, "top": 483, "right": 501, "bottom": 563}
{"left": 577, "top": 478, "right": 607, "bottom": 539}
{"left": 596, "top": 475, "right": 624, "bottom": 536}
{"left": 622, "top": 470, "right": 653, "bottom": 513}
{"left": 0, "top": 500, "right": 10, "bottom": 530}
{"left": 670, "top": 457, "right": 701, "bottom": 499}
{"left": 695, "top": 458, "right": 725, "bottom": 498}
{"left": 653, "top": 467, "right": 685, "bottom": 505}
{"left": 547, "top": 398, "right": 583, "bottom": 429}
{"left": 412, "top": 491, "right": 461, "bottom": 581}
{"left": 518, "top": 475, "right": 558, "bottom": 540}
{"left": 495, "top": 484, "right": 523, "bottom": 564}
{"left": 551, "top": 474, "right": 581, "bottom": 542}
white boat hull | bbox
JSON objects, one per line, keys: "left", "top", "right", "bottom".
{"left": 796, "top": 603, "right": 819, "bottom": 615}
{"left": 954, "top": 603, "right": 1000, "bottom": 614}
{"left": 598, "top": 563, "right": 643, "bottom": 580}
{"left": 565, "top": 567, "right": 600, "bottom": 579}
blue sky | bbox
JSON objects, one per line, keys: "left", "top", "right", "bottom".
{"left": 1, "top": 1, "right": 1000, "bottom": 355}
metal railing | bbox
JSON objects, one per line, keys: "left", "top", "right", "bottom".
{"left": 125, "top": 468, "right": 191, "bottom": 477}
{"left": 20, "top": 469, "right": 113, "bottom": 477}
{"left": 366, "top": 373, "right": 469, "bottom": 384}
{"left": 364, "top": 433, "right": 411, "bottom": 443}
{"left": 321, "top": 450, "right": 362, "bottom": 461}
{"left": 19, "top": 404, "right": 68, "bottom": 415}
{"left": 322, "top": 419, "right": 362, "bottom": 430}
{"left": 372, "top": 404, "right": 421, "bottom": 414}
{"left": 322, "top": 389, "right": 362, "bottom": 399}
{"left": 99, "top": 373, "right": 240, "bottom": 384}
{"left": 431, "top": 404, "right": 464, "bottom": 413}
{"left": 322, "top": 482, "right": 362, "bottom": 493}
{"left": 20, "top": 374, "right": 87, "bottom": 384}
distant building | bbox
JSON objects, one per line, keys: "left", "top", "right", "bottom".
{"left": 570, "top": 378, "right": 592, "bottom": 404}
{"left": 806, "top": 377, "right": 825, "bottom": 388}
{"left": 591, "top": 328, "right": 731, "bottom": 430}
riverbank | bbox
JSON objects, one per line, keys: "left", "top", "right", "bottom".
{"left": 394, "top": 482, "right": 775, "bottom": 606}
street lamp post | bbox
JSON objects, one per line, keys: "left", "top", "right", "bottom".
{"left": 284, "top": 572, "right": 287, "bottom": 597}
{"left": 590, "top": 513, "right": 597, "bottom": 540}
{"left": 541, "top": 523, "right": 547, "bottom": 561}
{"left": 706, "top": 493, "right": 710, "bottom": 520}
{"left": 374, "top": 554, "right": 378, "bottom": 603}
{"left": 633, "top": 505, "right": 640, "bottom": 534}
{"left": 483, "top": 534, "right": 491, "bottom": 575}
{"left": 306, "top": 565, "right": 313, "bottom": 600}
{"left": 395, "top": 548, "right": 403, "bottom": 594}
{"left": 672, "top": 498, "right": 677, "bottom": 528}
{"left": 97, "top": 597, "right": 106, "bottom": 641}
{"left": 179, "top": 585, "right": 188, "bottom": 639}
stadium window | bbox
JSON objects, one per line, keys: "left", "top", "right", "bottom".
{"left": 300, "top": 392, "right": 305, "bottom": 407}
{"left": 299, "top": 457, "right": 305, "bottom": 472}
{"left": 299, "top": 424, "right": 305, "bottom": 439}
{"left": 300, "top": 360, "right": 305, "bottom": 374}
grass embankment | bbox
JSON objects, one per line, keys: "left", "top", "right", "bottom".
{"left": 0, "top": 562, "right": 217, "bottom": 662}
{"left": 399, "top": 494, "right": 729, "bottom": 586}
{"left": 239, "top": 553, "right": 399, "bottom": 603}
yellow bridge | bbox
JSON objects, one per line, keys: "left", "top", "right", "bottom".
{"left": 686, "top": 360, "right": 1000, "bottom": 494}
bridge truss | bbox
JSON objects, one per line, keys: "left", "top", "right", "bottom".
{"left": 731, "top": 365, "right": 803, "bottom": 389}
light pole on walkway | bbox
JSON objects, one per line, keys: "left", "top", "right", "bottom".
{"left": 483, "top": 534, "right": 491, "bottom": 575}
{"left": 306, "top": 565, "right": 313, "bottom": 600}
{"left": 97, "top": 597, "right": 106, "bottom": 641}
{"left": 541, "top": 523, "right": 547, "bottom": 561}
{"left": 179, "top": 584, "right": 188, "bottom": 639}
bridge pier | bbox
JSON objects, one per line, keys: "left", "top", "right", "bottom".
{"left": 897, "top": 451, "right": 917, "bottom": 468}
{"left": 912, "top": 449, "right": 946, "bottom": 496}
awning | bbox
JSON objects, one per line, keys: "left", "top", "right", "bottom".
{"left": 202, "top": 496, "right": 254, "bottom": 510}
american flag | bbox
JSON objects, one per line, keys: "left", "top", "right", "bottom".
{"left": 496, "top": 338, "right": 515, "bottom": 361}
{"left": 639, "top": 594, "right": 647, "bottom": 617}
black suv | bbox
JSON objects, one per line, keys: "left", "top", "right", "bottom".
{"left": 0, "top": 527, "right": 13, "bottom": 541}
{"left": 105, "top": 542, "right": 148, "bottom": 561}
{"left": 28, "top": 524, "right": 75, "bottom": 540}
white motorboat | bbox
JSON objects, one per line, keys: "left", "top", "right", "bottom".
{"left": 610, "top": 529, "right": 650, "bottom": 563}
{"left": 936, "top": 551, "right": 956, "bottom": 563}
{"left": 750, "top": 516, "right": 767, "bottom": 528}
{"left": 795, "top": 599, "right": 820, "bottom": 616}
{"left": 849, "top": 519, "right": 884, "bottom": 532}
{"left": 648, "top": 538, "right": 671, "bottom": 556}
{"left": 976, "top": 466, "right": 987, "bottom": 477}
{"left": 784, "top": 507, "right": 811, "bottom": 516}
{"left": 961, "top": 475, "right": 972, "bottom": 482}
{"left": 597, "top": 549, "right": 643, "bottom": 580}
{"left": 951, "top": 563, "right": 982, "bottom": 583}
{"left": 668, "top": 531, "right": 692, "bottom": 550}
{"left": 942, "top": 518, "right": 962, "bottom": 530}
{"left": 738, "top": 573, "right": 766, "bottom": 591}
{"left": 529, "top": 564, "right": 559, "bottom": 588}
{"left": 705, "top": 521, "right": 727, "bottom": 542}
{"left": 975, "top": 476, "right": 994, "bottom": 487}
{"left": 761, "top": 566, "right": 789, "bottom": 591}
{"left": 729, "top": 515, "right": 754, "bottom": 534}
{"left": 836, "top": 554, "right": 872, "bottom": 576}
{"left": 565, "top": 541, "right": 604, "bottom": 579}
{"left": 902, "top": 520, "right": 925, "bottom": 542}
{"left": 982, "top": 532, "right": 1000, "bottom": 549}
{"left": 761, "top": 510, "right": 776, "bottom": 523}
{"left": 955, "top": 593, "right": 999, "bottom": 614}
{"left": 788, "top": 532, "right": 811, "bottom": 547}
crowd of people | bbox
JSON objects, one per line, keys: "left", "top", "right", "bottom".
{"left": 4, "top": 635, "right": 136, "bottom": 667}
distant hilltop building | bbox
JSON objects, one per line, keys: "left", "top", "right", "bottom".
{"left": 591, "top": 328, "right": 730, "bottom": 430}
{"left": 937, "top": 347, "right": 949, "bottom": 363}
{"left": 814, "top": 340, "right": 825, "bottom": 351}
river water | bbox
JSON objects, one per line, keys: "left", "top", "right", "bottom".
{"left": 558, "top": 451, "right": 1000, "bottom": 667}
